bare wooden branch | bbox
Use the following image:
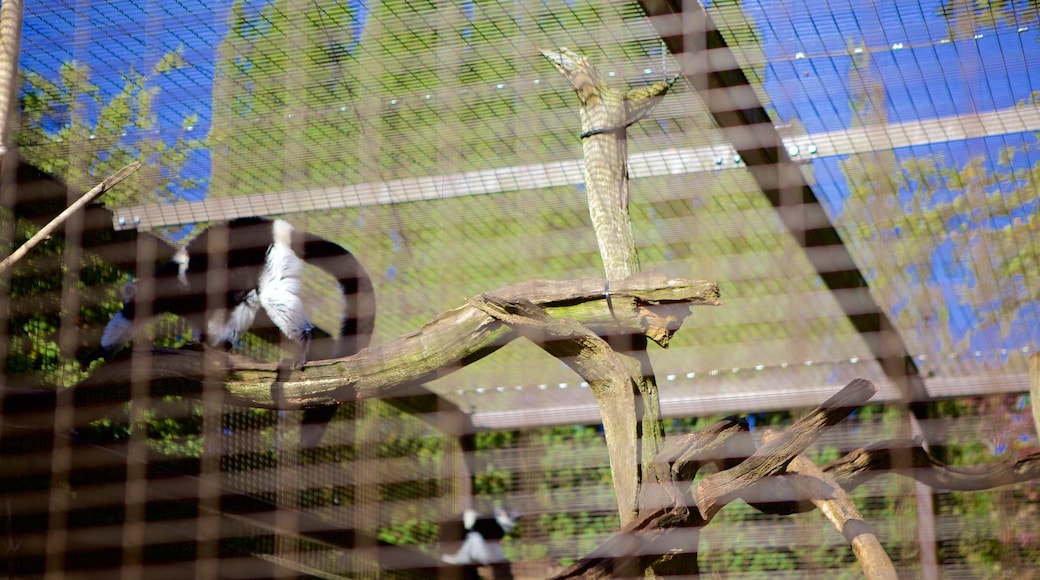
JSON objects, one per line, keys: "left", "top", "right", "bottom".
{"left": 763, "top": 431, "right": 897, "bottom": 580}
{"left": 1, "top": 272, "right": 718, "bottom": 431}
{"left": 694, "top": 378, "right": 878, "bottom": 520}
{"left": 539, "top": 46, "right": 672, "bottom": 282}
{"left": 542, "top": 46, "right": 676, "bottom": 526}
{"left": 625, "top": 79, "right": 674, "bottom": 128}
{"left": 552, "top": 420, "right": 746, "bottom": 580}
{"left": 542, "top": 376, "right": 1040, "bottom": 579}
{"left": 0, "top": 161, "right": 142, "bottom": 274}
{"left": 469, "top": 294, "right": 643, "bottom": 525}
{"left": 551, "top": 379, "right": 876, "bottom": 579}
{"left": 823, "top": 439, "right": 1040, "bottom": 492}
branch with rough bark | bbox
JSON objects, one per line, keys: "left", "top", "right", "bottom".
{"left": 823, "top": 438, "right": 1040, "bottom": 492}
{"left": 552, "top": 378, "right": 877, "bottom": 578}
{"left": 2, "top": 272, "right": 718, "bottom": 431}
{"left": 763, "top": 431, "right": 898, "bottom": 580}
{"left": 542, "top": 45, "right": 676, "bottom": 525}
{"left": 550, "top": 378, "right": 1040, "bottom": 579}
{"left": 469, "top": 293, "right": 645, "bottom": 524}
{"left": 539, "top": 47, "right": 673, "bottom": 281}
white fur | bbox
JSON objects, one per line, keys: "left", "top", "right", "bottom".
{"left": 272, "top": 218, "right": 294, "bottom": 247}
{"left": 101, "top": 219, "right": 315, "bottom": 363}
{"left": 494, "top": 507, "right": 519, "bottom": 533}
{"left": 207, "top": 290, "right": 260, "bottom": 346}
{"left": 173, "top": 248, "right": 190, "bottom": 288}
{"left": 462, "top": 509, "right": 478, "bottom": 530}
{"left": 121, "top": 280, "right": 137, "bottom": 303}
{"left": 441, "top": 508, "right": 518, "bottom": 567}
{"left": 100, "top": 311, "right": 135, "bottom": 351}
{"left": 441, "top": 532, "right": 508, "bottom": 566}
{"left": 257, "top": 220, "right": 312, "bottom": 344}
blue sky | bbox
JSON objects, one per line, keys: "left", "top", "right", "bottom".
{"left": 18, "top": 0, "right": 1040, "bottom": 361}
{"left": 744, "top": 0, "right": 1040, "bottom": 358}
{"left": 20, "top": 0, "right": 231, "bottom": 201}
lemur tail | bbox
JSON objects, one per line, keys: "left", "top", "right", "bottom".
{"left": 290, "top": 228, "right": 376, "bottom": 450}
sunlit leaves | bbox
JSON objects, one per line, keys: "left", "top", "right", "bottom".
{"left": 18, "top": 51, "right": 203, "bottom": 206}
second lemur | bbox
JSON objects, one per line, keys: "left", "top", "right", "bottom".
{"left": 100, "top": 216, "right": 375, "bottom": 447}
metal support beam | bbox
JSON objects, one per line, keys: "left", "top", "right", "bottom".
{"left": 636, "top": 1, "right": 940, "bottom": 575}
{"left": 636, "top": 0, "right": 933, "bottom": 422}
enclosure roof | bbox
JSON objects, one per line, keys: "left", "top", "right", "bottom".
{"left": 16, "top": 0, "right": 1040, "bottom": 428}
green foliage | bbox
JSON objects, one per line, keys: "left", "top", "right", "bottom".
{"left": 936, "top": 0, "right": 1040, "bottom": 40}
{"left": 4, "top": 227, "right": 124, "bottom": 387}
{"left": 143, "top": 399, "right": 204, "bottom": 457}
{"left": 838, "top": 43, "right": 1040, "bottom": 355}
{"left": 11, "top": 49, "right": 205, "bottom": 392}
{"left": 67, "top": 397, "right": 206, "bottom": 457}
{"left": 18, "top": 52, "right": 203, "bottom": 205}
{"left": 378, "top": 518, "right": 439, "bottom": 550}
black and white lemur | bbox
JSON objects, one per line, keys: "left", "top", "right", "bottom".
{"left": 442, "top": 507, "right": 519, "bottom": 580}
{"left": 99, "top": 216, "right": 375, "bottom": 448}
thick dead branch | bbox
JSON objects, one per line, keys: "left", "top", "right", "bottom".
{"left": 551, "top": 378, "right": 876, "bottom": 579}
{"left": 706, "top": 437, "right": 1040, "bottom": 519}
{"left": 636, "top": 417, "right": 751, "bottom": 576}
{"left": 553, "top": 378, "right": 1040, "bottom": 579}
{"left": 764, "top": 431, "right": 897, "bottom": 580}
{"left": 823, "top": 438, "right": 1040, "bottom": 492}
{"left": 693, "top": 378, "right": 877, "bottom": 520}
{"left": 0, "top": 161, "right": 142, "bottom": 274}
{"left": 542, "top": 46, "right": 675, "bottom": 525}
{"left": 3, "top": 272, "right": 718, "bottom": 431}
{"left": 539, "top": 46, "right": 671, "bottom": 281}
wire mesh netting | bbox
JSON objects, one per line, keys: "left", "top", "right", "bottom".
{"left": 2, "top": 0, "right": 1040, "bottom": 577}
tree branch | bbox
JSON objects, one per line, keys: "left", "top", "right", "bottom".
{"left": 823, "top": 438, "right": 1040, "bottom": 493}
{"left": 2, "top": 272, "right": 718, "bottom": 430}
{"left": 0, "top": 161, "right": 142, "bottom": 274}
{"left": 765, "top": 431, "right": 898, "bottom": 580}
{"left": 625, "top": 79, "right": 675, "bottom": 127}
{"left": 469, "top": 293, "right": 643, "bottom": 525}
{"left": 551, "top": 378, "right": 876, "bottom": 578}
{"left": 693, "top": 378, "right": 878, "bottom": 520}
{"left": 542, "top": 46, "right": 675, "bottom": 526}
{"left": 552, "top": 377, "right": 1040, "bottom": 579}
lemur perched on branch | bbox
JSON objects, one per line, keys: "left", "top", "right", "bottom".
{"left": 99, "top": 216, "right": 375, "bottom": 448}
{"left": 442, "top": 507, "right": 519, "bottom": 580}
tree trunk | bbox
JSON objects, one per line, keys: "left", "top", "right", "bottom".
{"left": 541, "top": 47, "right": 674, "bottom": 525}
{"left": 0, "top": 0, "right": 22, "bottom": 154}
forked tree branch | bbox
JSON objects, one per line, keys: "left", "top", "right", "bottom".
{"left": 541, "top": 46, "right": 676, "bottom": 524}
{"left": 552, "top": 378, "right": 877, "bottom": 579}
{"left": 765, "top": 432, "right": 898, "bottom": 580}
{"left": 552, "top": 379, "right": 1040, "bottom": 579}
{"left": 469, "top": 293, "right": 644, "bottom": 525}
{"left": 823, "top": 438, "right": 1040, "bottom": 492}
{"left": 1, "top": 272, "right": 719, "bottom": 432}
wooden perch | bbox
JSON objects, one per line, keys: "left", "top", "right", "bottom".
{"left": 552, "top": 378, "right": 877, "bottom": 579}
{"left": 553, "top": 377, "right": 1040, "bottom": 579}
{"left": 2, "top": 272, "right": 718, "bottom": 431}
{"left": 763, "top": 430, "right": 898, "bottom": 580}
{"left": 470, "top": 293, "right": 644, "bottom": 524}
{"left": 823, "top": 438, "right": 1040, "bottom": 493}
{"left": 539, "top": 46, "right": 672, "bottom": 283}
